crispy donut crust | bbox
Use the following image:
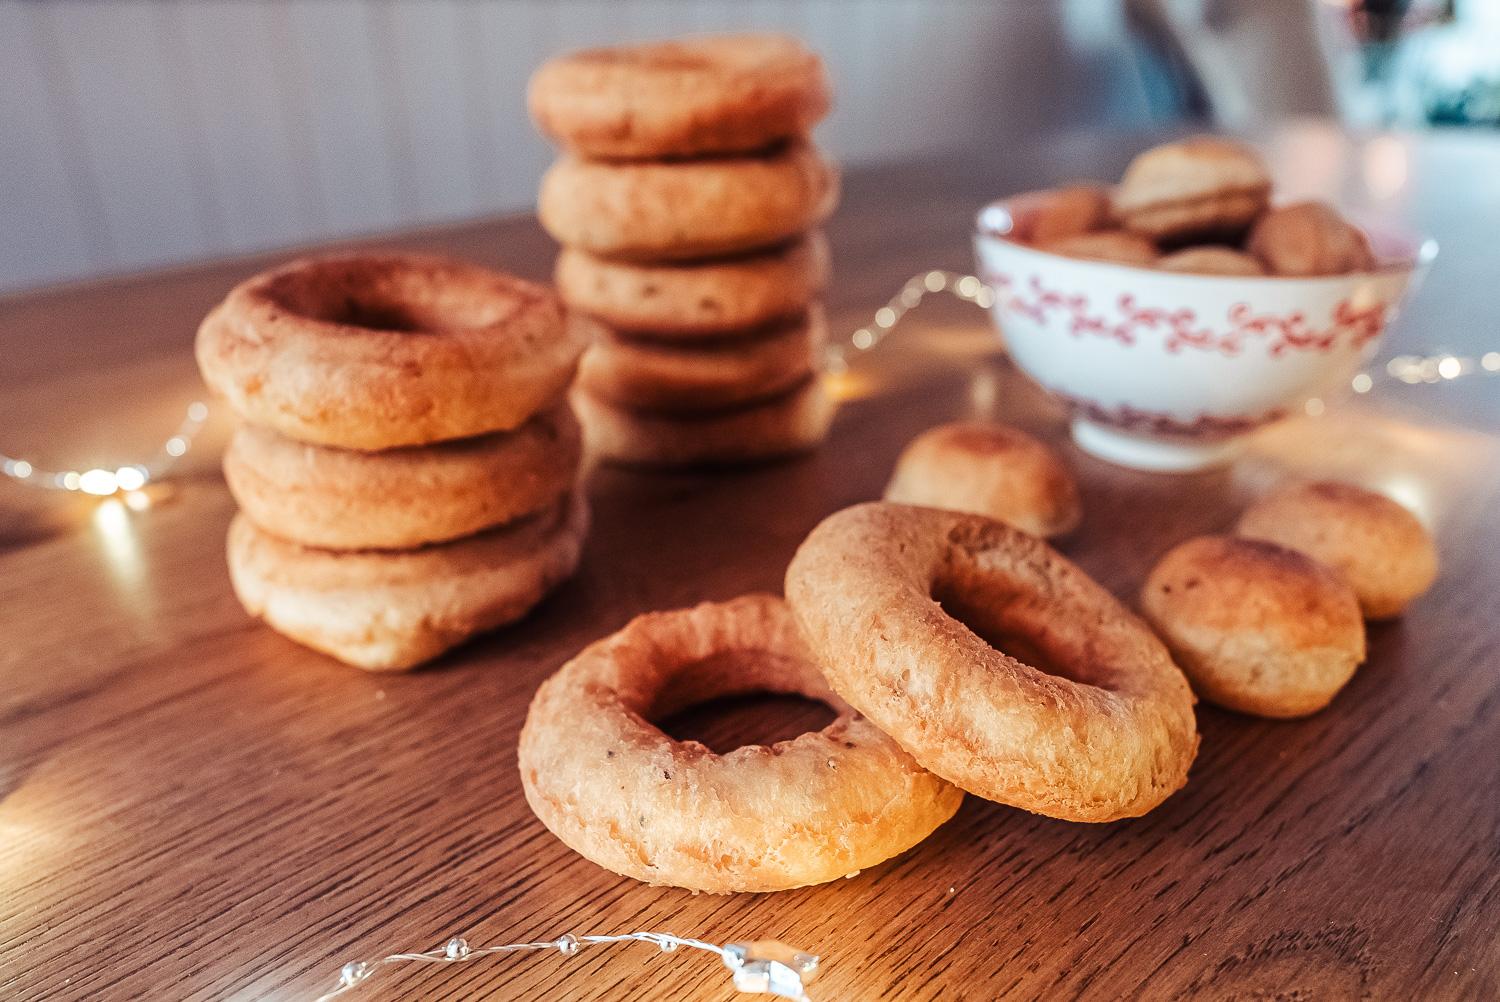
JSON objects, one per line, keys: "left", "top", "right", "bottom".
{"left": 518, "top": 594, "right": 964, "bottom": 893}
{"left": 576, "top": 307, "right": 824, "bottom": 413}
{"left": 555, "top": 234, "right": 830, "bottom": 336}
{"left": 196, "top": 253, "right": 585, "bottom": 450}
{"left": 1141, "top": 536, "right": 1366, "bottom": 718}
{"left": 884, "top": 422, "right": 1082, "bottom": 538}
{"left": 1236, "top": 481, "right": 1437, "bottom": 619}
{"left": 571, "top": 376, "right": 834, "bottom": 468}
{"left": 227, "top": 493, "right": 588, "bottom": 672}
{"left": 538, "top": 142, "right": 840, "bottom": 261}
{"left": 784, "top": 502, "right": 1198, "bottom": 822}
{"left": 528, "top": 33, "right": 831, "bottom": 160}
{"left": 225, "top": 402, "right": 581, "bottom": 551}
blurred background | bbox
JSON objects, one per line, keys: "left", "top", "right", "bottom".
{"left": 2, "top": 0, "right": 1496, "bottom": 293}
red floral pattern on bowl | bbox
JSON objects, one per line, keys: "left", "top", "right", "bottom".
{"left": 973, "top": 195, "right": 1433, "bottom": 472}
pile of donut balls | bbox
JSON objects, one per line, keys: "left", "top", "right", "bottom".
{"left": 888, "top": 421, "right": 1438, "bottom": 719}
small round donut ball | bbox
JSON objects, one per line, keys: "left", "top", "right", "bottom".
{"left": 1156, "top": 246, "right": 1265, "bottom": 276}
{"left": 884, "top": 422, "right": 1081, "bottom": 537}
{"left": 1141, "top": 536, "right": 1366, "bottom": 719}
{"left": 1022, "top": 184, "right": 1114, "bottom": 244}
{"left": 1036, "top": 230, "right": 1158, "bottom": 267}
{"left": 1236, "top": 481, "right": 1438, "bottom": 619}
{"left": 1246, "top": 201, "right": 1375, "bottom": 277}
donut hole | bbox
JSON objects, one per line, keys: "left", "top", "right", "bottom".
{"left": 260, "top": 260, "right": 525, "bottom": 333}
{"left": 932, "top": 551, "right": 1122, "bottom": 690}
{"left": 644, "top": 647, "right": 839, "bottom": 754}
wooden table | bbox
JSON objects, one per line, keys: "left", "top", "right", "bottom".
{"left": 3, "top": 125, "right": 1498, "bottom": 1001}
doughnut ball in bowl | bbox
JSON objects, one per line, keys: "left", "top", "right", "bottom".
{"left": 1140, "top": 535, "right": 1366, "bottom": 718}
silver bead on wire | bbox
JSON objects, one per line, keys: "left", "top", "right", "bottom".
{"left": 339, "top": 961, "right": 370, "bottom": 987}
{"left": 555, "top": 933, "right": 580, "bottom": 957}
{"left": 444, "top": 936, "right": 470, "bottom": 960}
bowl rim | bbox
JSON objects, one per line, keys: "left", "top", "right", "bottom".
{"left": 974, "top": 196, "right": 1438, "bottom": 283}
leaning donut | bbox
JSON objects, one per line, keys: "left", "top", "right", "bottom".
{"left": 196, "top": 253, "right": 585, "bottom": 450}
{"left": 784, "top": 502, "right": 1198, "bottom": 822}
{"left": 518, "top": 594, "right": 963, "bottom": 893}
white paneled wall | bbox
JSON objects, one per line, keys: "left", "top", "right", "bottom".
{"left": 0, "top": 0, "right": 1157, "bottom": 291}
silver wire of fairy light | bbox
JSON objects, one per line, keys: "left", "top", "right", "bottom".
{"left": 4, "top": 273, "right": 1498, "bottom": 497}
{"left": 314, "top": 930, "right": 820, "bottom": 1002}
{"left": 0, "top": 400, "right": 208, "bottom": 495}
{"left": 822, "top": 270, "right": 1500, "bottom": 412}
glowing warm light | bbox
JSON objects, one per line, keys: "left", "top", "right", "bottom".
{"left": 874, "top": 307, "right": 896, "bottom": 329}
{"left": 187, "top": 401, "right": 209, "bottom": 422}
{"left": 851, "top": 329, "right": 874, "bottom": 350}
{"left": 165, "top": 436, "right": 188, "bottom": 457}
{"left": 124, "top": 490, "right": 152, "bottom": 511}
{"left": 1438, "top": 356, "right": 1462, "bottom": 380}
{"left": 956, "top": 275, "right": 981, "bottom": 299}
{"left": 11, "top": 460, "right": 31, "bottom": 478}
{"left": 1351, "top": 373, "right": 1374, "bottom": 394}
{"left": 924, "top": 271, "right": 946, "bottom": 292}
{"left": 78, "top": 468, "right": 118, "bottom": 496}
{"left": 1484, "top": 352, "right": 1500, "bottom": 372}
{"left": 1304, "top": 397, "right": 1326, "bottom": 417}
{"left": 92, "top": 497, "right": 144, "bottom": 587}
{"left": 822, "top": 368, "right": 881, "bottom": 403}
{"left": 114, "top": 466, "right": 147, "bottom": 492}
{"left": 62, "top": 471, "right": 81, "bottom": 491}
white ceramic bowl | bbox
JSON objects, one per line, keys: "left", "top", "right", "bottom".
{"left": 973, "top": 196, "right": 1435, "bottom": 472}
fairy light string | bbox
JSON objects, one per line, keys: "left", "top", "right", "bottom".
{"left": 314, "top": 930, "right": 820, "bottom": 1001}
{"left": 3, "top": 273, "right": 1495, "bottom": 498}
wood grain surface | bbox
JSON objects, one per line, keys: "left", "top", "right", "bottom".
{"left": 2, "top": 126, "right": 1498, "bottom": 1001}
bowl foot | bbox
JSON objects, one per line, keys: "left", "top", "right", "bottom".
{"left": 1070, "top": 418, "right": 1242, "bottom": 473}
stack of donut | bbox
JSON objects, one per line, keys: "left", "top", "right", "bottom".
{"left": 196, "top": 253, "right": 590, "bottom": 672}
{"left": 529, "top": 33, "right": 840, "bottom": 467}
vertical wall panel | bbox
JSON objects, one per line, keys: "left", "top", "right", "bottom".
{"left": 0, "top": 0, "right": 1157, "bottom": 292}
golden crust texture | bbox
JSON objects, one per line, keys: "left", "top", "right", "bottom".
{"left": 1236, "top": 481, "right": 1437, "bottom": 619}
{"left": 528, "top": 33, "right": 832, "bottom": 160}
{"left": 518, "top": 594, "right": 963, "bottom": 893}
{"left": 1155, "top": 246, "right": 1266, "bottom": 276}
{"left": 884, "top": 422, "right": 1081, "bottom": 538}
{"left": 784, "top": 502, "right": 1199, "bottom": 822}
{"left": 1113, "top": 136, "right": 1271, "bottom": 242}
{"left": 227, "top": 493, "right": 589, "bottom": 672}
{"left": 195, "top": 253, "right": 585, "bottom": 450}
{"left": 555, "top": 233, "right": 830, "bottom": 336}
{"left": 576, "top": 307, "right": 824, "bottom": 413}
{"left": 1141, "top": 535, "right": 1366, "bottom": 719}
{"left": 224, "top": 402, "right": 581, "bottom": 551}
{"left": 1247, "top": 201, "right": 1376, "bottom": 277}
{"left": 538, "top": 142, "right": 840, "bottom": 261}
{"left": 1037, "top": 230, "right": 1158, "bottom": 267}
{"left": 571, "top": 376, "right": 834, "bottom": 468}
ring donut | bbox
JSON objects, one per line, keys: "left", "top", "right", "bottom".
{"left": 228, "top": 493, "right": 588, "bottom": 671}
{"left": 538, "top": 142, "right": 839, "bottom": 261}
{"left": 554, "top": 233, "right": 830, "bottom": 337}
{"left": 785, "top": 502, "right": 1198, "bottom": 822}
{"left": 518, "top": 594, "right": 963, "bottom": 893}
{"left": 224, "top": 402, "right": 581, "bottom": 551}
{"left": 576, "top": 308, "right": 824, "bottom": 413}
{"left": 196, "top": 253, "right": 585, "bottom": 450}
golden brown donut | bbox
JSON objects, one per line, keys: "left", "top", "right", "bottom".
{"left": 1236, "top": 481, "right": 1437, "bottom": 619}
{"left": 576, "top": 308, "right": 824, "bottom": 413}
{"left": 227, "top": 493, "right": 588, "bottom": 672}
{"left": 1247, "top": 201, "right": 1376, "bottom": 277}
{"left": 554, "top": 233, "right": 830, "bottom": 337}
{"left": 784, "top": 502, "right": 1198, "bottom": 822}
{"left": 528, "top": 33, "right": 831, "bottom": 160}
{"left": 884, "top": 422, "right": 1081, "bottom": 538}
{"left": 1037, "top": 230, "right": 1158, "bottom": 267}
{"left": 196, "top": 253, "right": 585, "bottom": 450}
{"left": 518, "top": 594, "right": 963, "bottom": 893}
{"left": 571, "top": 376, "right": 834, "bottom": 468}
{"left": 538, "top": 142, "right": 840, "bottom": 262}
{"left": 1155, "top": 246, "right": 1266, "bottom": 276}
{"left": 224, "top": 402, "right": 581, "bottom": 551}
{"left": 1113, "top": 136, "right": 1271, "bottom": 242}
{"left": 1141, "top": 535, "right": 1366, "bottom": 718}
